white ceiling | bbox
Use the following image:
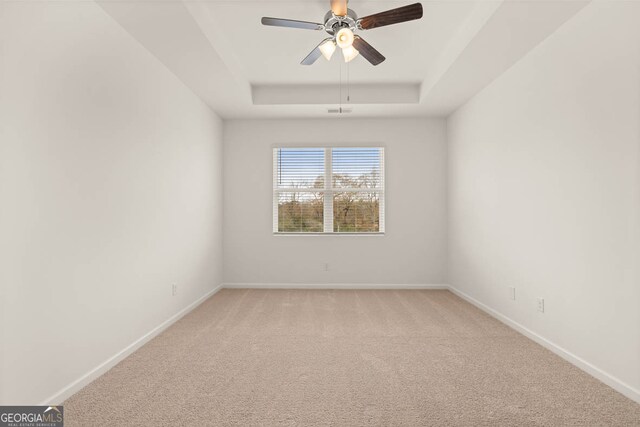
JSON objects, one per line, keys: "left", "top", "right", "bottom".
{"left": 97, "top": 0, "right": 589, "bottom": 119}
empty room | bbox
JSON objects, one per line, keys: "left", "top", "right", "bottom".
{"left": 1, "top": 0, "right": 639, "bottom": 425}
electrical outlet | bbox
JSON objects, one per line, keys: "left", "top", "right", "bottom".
{"left": 537, "top": 298, "right": 545, "bottom": 313}
{"left": 324, "top": 263, "right": 329, "bottom": 271}
{"left": 509, "top": 287, "right": 516, "bottom": 301}
{"left": 172, "top": 284, "right": 178, "bottom": 297}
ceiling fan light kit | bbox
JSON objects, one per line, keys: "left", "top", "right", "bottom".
{"left": 261, "top": 1, "right": 423, "bottom": 66}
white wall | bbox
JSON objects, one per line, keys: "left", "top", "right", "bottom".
{"left": 447, "top": 1, "right": 640, "bottom": 399}
{"left": 0, "top": 2, "right": 223, "bottom": 404}
{"left": 223, "top": 118, "right": 447, "bottom": 285}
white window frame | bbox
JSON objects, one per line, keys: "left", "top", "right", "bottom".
{"left": 273, "top": 146, "right": 385, "bottom": 235}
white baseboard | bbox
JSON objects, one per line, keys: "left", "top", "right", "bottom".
{"left": 40, "top": 284, "right": 223, "bottom": 405}
{"left": 222, "top": 283, "right": 449, "bottom": 290}
{"left": 448, "top": 285, "right": 640, "bottom": 404}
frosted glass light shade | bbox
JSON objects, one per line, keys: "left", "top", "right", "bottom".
{"left": 342, "top": 46, "right": 359, "bottom": 63}
{"left": 336, "top": 28, "right": 354, "bottom": 48}
{"left": 319, "top": 39, "right": 336, "bottom": 61}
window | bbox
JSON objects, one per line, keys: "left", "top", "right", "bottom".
{"left": 273, "top": 147, "right": 385, "bottom": 234}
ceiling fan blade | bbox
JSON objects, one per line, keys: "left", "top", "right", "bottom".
{"left": 301, "top": 41, "right": 325, "bottom": 65}
{"left": 330, "top": 0, "right": 348, "bottom": 16}
{"left": 357, "top": 3, "right": 423, "bottom": 30}
{"left": 353, "top": 36, "right": 385, "bottom": 66}
{"left": 261, "top": 17, "right": 324, "bottom": 30}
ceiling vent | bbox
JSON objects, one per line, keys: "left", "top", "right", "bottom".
{"left": 328, "top": 107, "right": 352, "bottom": 114}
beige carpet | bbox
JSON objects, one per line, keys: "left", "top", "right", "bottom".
{"left": 64, "top": 289, "right": 640, "bottom": 426}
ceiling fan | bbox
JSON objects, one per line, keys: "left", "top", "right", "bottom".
{"left": 261, "top": 0, "right": 423, "bottom": 66}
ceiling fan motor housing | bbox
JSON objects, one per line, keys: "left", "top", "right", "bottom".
{"left": 323, "top": 9, "right": 358, "bottom": 35}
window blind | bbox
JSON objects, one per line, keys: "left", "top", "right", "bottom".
{"left": 273, "top": 147, "right": 385, "bottom": 234}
